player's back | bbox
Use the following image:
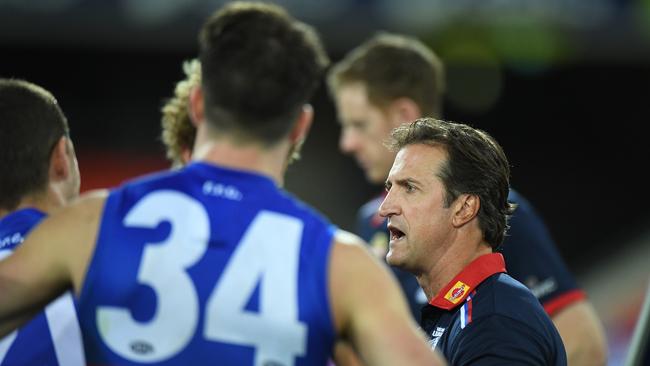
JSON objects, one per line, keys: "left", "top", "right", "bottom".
{"left": 78, "top": 162, "right": 336, "bottom": 365}
{"left": 0, "top": 209, "right": 85, "bottom": 366}
{"left": 501, "top": 189, "right": 584, "bottom": 312}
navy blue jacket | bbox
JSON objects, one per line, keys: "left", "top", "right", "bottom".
{"left": 420, "top": 253, "right": 567, "bottom": 365}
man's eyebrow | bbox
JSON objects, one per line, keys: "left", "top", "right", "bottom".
{"left": 394, "top": 177, "right": 421, "bottom": 187}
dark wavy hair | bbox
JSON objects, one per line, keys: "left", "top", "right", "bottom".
{"left": 389, "top": 118, "right": 516, "bottom": 249}
{"left": 199, "top": 1, "right": 329, "bottom": 146}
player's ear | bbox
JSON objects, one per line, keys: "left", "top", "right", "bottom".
{"left": 388, "top": 97, "right": 421, "bottom": 128}
{"left": 49, "top": 136, "right": 71, "bottom": 183}
{"left": 180, "top": 148, "right": 192, "bottom": 165}
{"left": 189, "top": 86, "right": 205, "bottom": 128}
{"left": 289, "top": 104, "right": 314, "bottom": 145}
{"left": 452, "top": 193, "right": 480, "bottom": 227}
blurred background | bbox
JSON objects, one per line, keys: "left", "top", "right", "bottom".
{"left": 1, "top": 0, "right": 648, "bottom": 364}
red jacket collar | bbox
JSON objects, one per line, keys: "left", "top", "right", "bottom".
{"left": 429, "top": 253, "right": 507, "bottom": 310}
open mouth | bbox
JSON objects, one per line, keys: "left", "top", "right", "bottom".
{"left": 388, "top": 227, "right": 405, "bottom": 241}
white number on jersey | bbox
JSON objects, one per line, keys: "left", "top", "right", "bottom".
{"left": 205, "top": 211, "right": 307, "bottom": 366}
{"left": 97, "top": 190, "right": 307, "bottom": 365}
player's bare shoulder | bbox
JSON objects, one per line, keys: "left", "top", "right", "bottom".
{"left": 328, "top": 229, "right": 397, "bottom": 328}
{"left": 331, "top": 229, "right": 389, "bottom": 271}
{"left": 46, "top": 189, "right": 109, "bottom": 292}
{"left": 329, "top": 229, "right": 385, "bottom": 280}
{"left": 333, "top": 229, "right": 366, "bottom": 249}
{"left": 69, "top": 189, "right": 109, "bottom": 218}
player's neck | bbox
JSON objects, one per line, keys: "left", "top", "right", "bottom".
{"left": 1, "top": 189, "right": 66, "bottom": 218}
{"left": 417, "top": 234, "right": 492, "bottom": 302}
{"left": 193, "top": 138, "right": 289, "bottom": 187}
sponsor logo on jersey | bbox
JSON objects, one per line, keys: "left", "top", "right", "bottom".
{"left": 525, "top": 276, "right": 558, "bottom": 299}
{"left": 444, "top": 281, "right": 470, "bottom": 304}
{"left": 130, "top": 340, "right": 154, "bottom": 355}
{"left": 202, "top": 180, "right": 243, "bottom": 201}
{"left": 429, "top": 327, "right": 445, "bottom": 349}
{"left": 0, "top": 232, "right": 24, "bottom": 250}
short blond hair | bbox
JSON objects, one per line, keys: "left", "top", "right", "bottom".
{"left": 161, "top": 59, "right": 200, "bottom": 167}
{"left": 328, "top": 32, "right": 445, "bottom": 118}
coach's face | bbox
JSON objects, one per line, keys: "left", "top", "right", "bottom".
{"left": 378, "top": 143, "right": 454, "bottom": 275}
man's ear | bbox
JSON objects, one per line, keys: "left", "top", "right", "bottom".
{"left": 180, "top": 148, "right": 192, "bottom": 165}
{"left": 289, "top": 104, "right": 314, "bottom": 145}
{"left": 49, "top": 137, "right": 70, "bottom": 183}
{"left": 452, "top": 194, "right": 480, "bottom": 228}
{"left": 388, "top": 97, "right": 421, "bottom": 128}
{"left": 189, "top": 86, "right": 205, "bottom": 128}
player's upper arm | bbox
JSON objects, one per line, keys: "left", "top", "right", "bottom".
{"left": 328, "top": 229, "right": 446, "bottom": 366}
{"left": 551, "top": 300, "right": 608, "bottom": 366}
{"left": 0, "top": 190, "right": 107, "bottom": 334}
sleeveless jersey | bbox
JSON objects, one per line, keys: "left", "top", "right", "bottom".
{"left": 0, "top": 208, "right": 85, "bottom": 366}
{"left": 78, "top": 162, "right": 336, "bottom": 366}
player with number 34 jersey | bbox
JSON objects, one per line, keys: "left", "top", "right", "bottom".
{"left": 78, "top": 163, "right": 336, "bottom": 365}
{"left": 0, "top": 3, "right": 444, "bottom": 365}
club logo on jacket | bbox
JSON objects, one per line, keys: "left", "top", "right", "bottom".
{"left": 429, "top": 327, "right": 446, "bottom": 349}
{"left": 444, "top": 281, "right": 470, "bottom": 304}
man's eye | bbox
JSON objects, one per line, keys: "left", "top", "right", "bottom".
{"left": 405, "top": 184, "right": 415, "bottom": 192}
